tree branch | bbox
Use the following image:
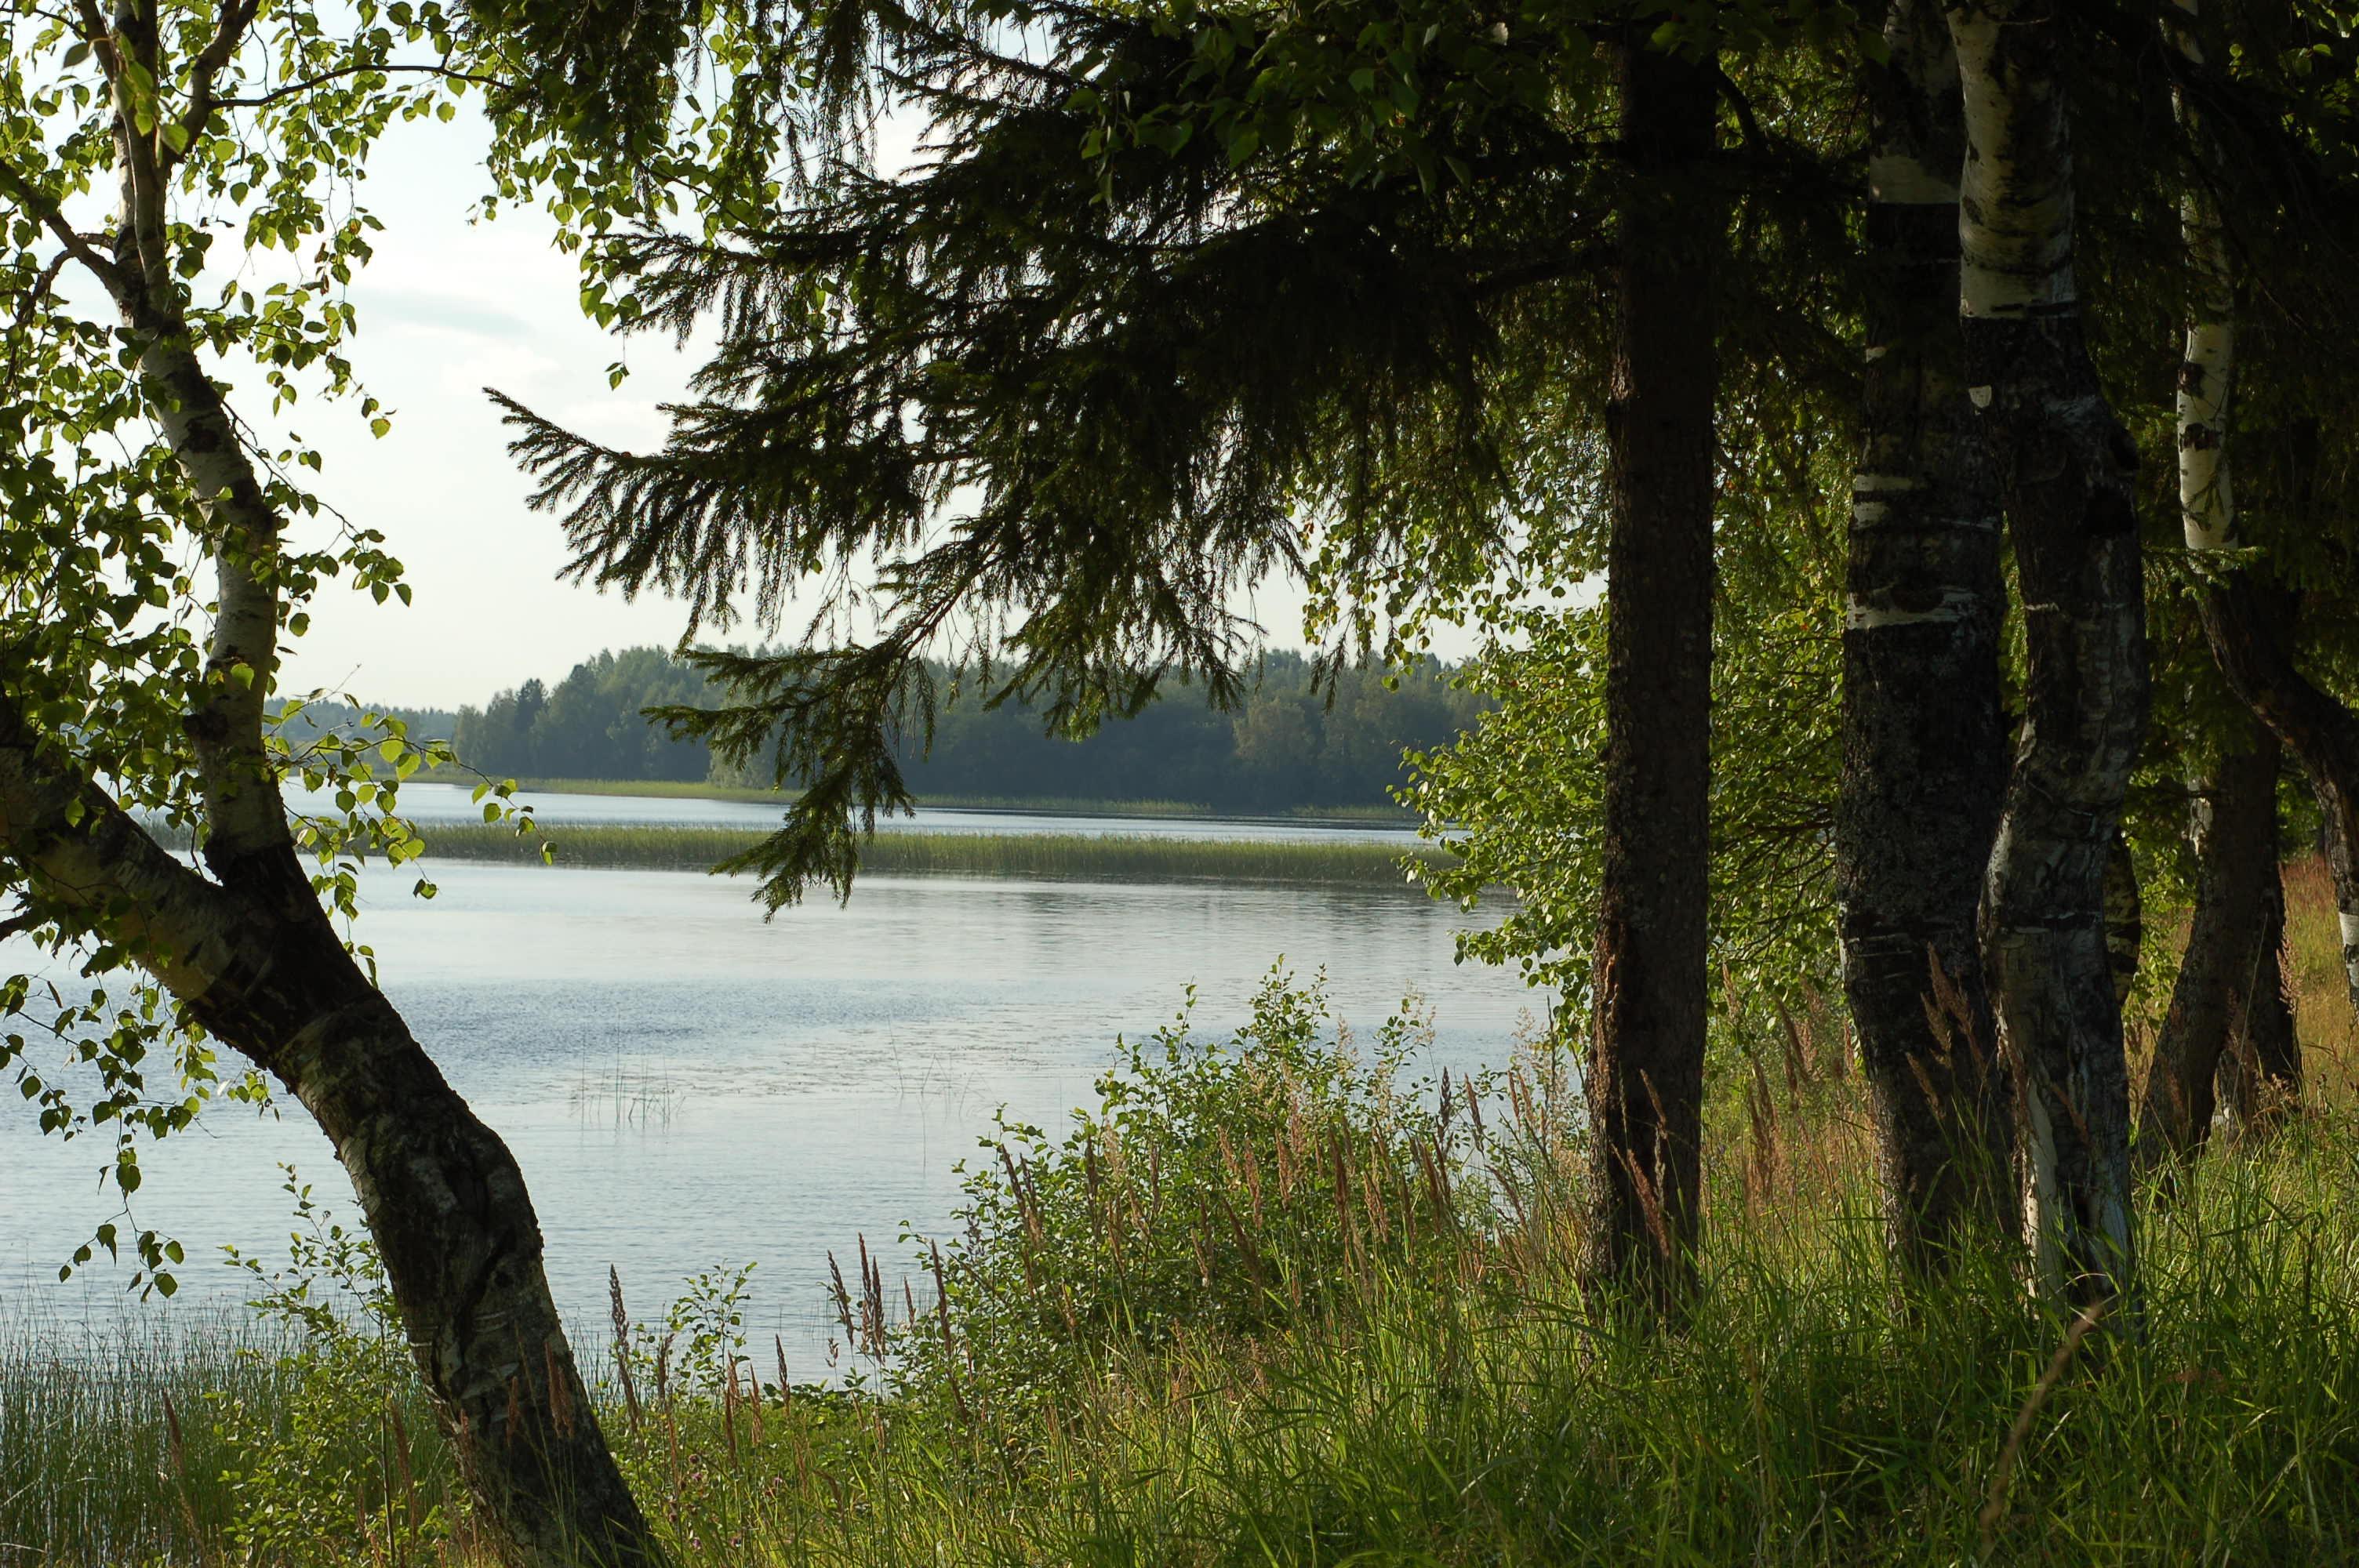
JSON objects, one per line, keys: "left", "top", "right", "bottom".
{"left": 0, "top": 160, "right": 129, "bottom": 297}
{"left": 165, "top": 0, "right": 264, "bottom": 174}
{"left": 0, "top": 684, "right": 239, "bottom": 1005}
{"left": 216, "top": 60, "right": 507, "bottom": 111}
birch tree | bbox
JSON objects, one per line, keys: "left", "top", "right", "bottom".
{"left": 2161, "top": 7, "right": 2359, "bottom": 1025}
{"left": 0, "top": 3, "right": 662, "bottom": 1561}
{"left": 1946, "top": 0, "right": 2149, "bottom": 1306}
{"left": 1835, "top": 0, "right": 2012, "bottom": 1272}
{"left": 2136, "top": 0, "right": 2301, "bottom": 1163}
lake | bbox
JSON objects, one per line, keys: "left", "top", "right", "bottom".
{"left": 0, "top": 796, "right": 1542, "bottom": 1368}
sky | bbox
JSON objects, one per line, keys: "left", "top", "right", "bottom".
{"left": 260, "top": 107, "right": 1361, "bottom": 713}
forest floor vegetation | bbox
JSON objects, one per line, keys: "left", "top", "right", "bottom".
{"left": 4, "top": 864, "right": 2354, "bottom": 1567}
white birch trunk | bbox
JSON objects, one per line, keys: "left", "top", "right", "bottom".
{"left": 1947, "top": 0, "right": 2147, "bottom": 1310}
{"left": 1837, "top": 0, "right": 2013, "bottom": 1272}
{"left": 2171, "top": 0, "right": 2237, "bottom": 553}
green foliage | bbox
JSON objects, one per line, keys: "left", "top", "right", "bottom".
{"left": 442, "top": 644, "right": 1480, "bottom": 812}
{"left": 1408, "top": 399, "right": 1848, "bottom": 1014}
{"left": 0, "top": 0, "right": 540, "bottom": 1291}
{"left": 892, "top": 972, "right": 1576, "bottom": 1425}
{"left": 665, "top": 1261, "right": 760, "bottom": 1396}
{"left": 473, "top": 0, "right": 1855, "bottom": 906}
{"left": 454, "top": 648, "right": 719, "bottom": 783}
{"left": 209, "top": 1171, "right": 451, "bottom": 1566}
{"left": 15, "top": 976, "right": 2359, "bottom": 1565}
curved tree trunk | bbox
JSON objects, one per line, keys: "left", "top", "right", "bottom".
{"left": 1583, "top": 39, "right": 1721, "bottom": 1317}
{"left": 1947, "top": 1, "right": 2149, "bottom": 1308}
{"left": 2145, "top": 0, "right": 2313, "bottom": 1144}
{"left": 2167, "top": 0, "right": 2354, "bottom": 1029}
{"left": 2138, "top": 723, "right": 2282, "bottom": 1163}
{"left": 0, "top": 696, "right": 665, "bottom": 1568}
{"left": 1837, "top": 0, "right": 2013, "bottom": 1275}
{"left": 2202, "top": 577, "right": 2359, "bottom": 1019}
{"left": 201, "top": 874, "right": 663, "bottom": 1567}
{"left": 0, "top": 13, "right": 666, "bottom": 1557}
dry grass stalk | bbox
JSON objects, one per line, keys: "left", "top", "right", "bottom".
{"left": 1979, "top": 1298, "right": 2108, "bottom": 1555}
{"left": 608, "top": 1266, "right": 642, "bottom": 1428}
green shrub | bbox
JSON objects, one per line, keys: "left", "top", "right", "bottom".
{"left": 896, "top": 971, "right": 1580, "bottom": 1424}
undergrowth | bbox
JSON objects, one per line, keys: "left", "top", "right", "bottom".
{"left": 5, "top": 877, "right": 2358, "bottom": 1566}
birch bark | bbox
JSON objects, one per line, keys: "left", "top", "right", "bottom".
{"left": 1946, "top": 0, "right": 2147, "bottom": 1307}
{"left": 1837, "top": 0, "right": 2013, "bottom": 1273}
{"left": 2165, "top": 0, "right": 2359, "bottom": 1022}
{"left": 0, "top": 706, "right": 663, "bottom": 1566}
{"left": 0, "top": 9, "right": 667, "bottom": 1563}
{"left": 1583, "top": 39, "right": 1720, "bottom": 1316}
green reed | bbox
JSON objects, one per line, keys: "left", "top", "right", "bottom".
{"left": 415, "top": 822, "right": 1445, "bottom": 886}
{"left": 422, "top": 773, "right": 1414, "bottom": 825}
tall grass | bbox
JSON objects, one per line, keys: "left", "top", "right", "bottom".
{"left": 9, "top": 869, "right": 2359, "bottom": 1566}
{"left": 0, "top": 1306, "right": 454, "bottom": 1568}
{"left": 416, "top": 822, "right": 1444, "bottom": 886}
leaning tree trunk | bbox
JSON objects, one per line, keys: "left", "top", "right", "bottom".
{"left": 0, "top": 20, "right": 669, "bottom": 1556}
{"left": 2137, "top": 64, "right": 2288, "bottom": 1161}
{"left": 1583, "top": 39, "right": 1721, "bottom": 1316}
{"left": 2201, "top": 577, "right": 2359, "bottom": 1018}
{"left": 1837, "top": 0, "right": 2013, "bottom": 1275}
{"left": 2138, "top": 723, "right": 2283, "bottom": 1163}
{"left": 210, "top": 868, "right": 661, "bottom": 1566}
{"left": 0, "top": 700, "right": 664, "bottom": 1568}
{"left": 1947, "top": 1, "right": 2149, "bottom": 1308}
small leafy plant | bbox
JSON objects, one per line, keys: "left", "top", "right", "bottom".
{"left": 209, "top": 1168, "right": 451, "bottom": 1566}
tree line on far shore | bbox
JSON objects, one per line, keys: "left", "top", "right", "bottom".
{"left": 405, "top": 647, "right": 1481, "bottom": 811}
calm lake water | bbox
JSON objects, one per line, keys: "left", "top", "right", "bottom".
{"left": 0, "top": 804, "right": 1541, "bottom": 1367}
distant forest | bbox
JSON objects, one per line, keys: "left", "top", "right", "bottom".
{"left": 383, "top": 647, "right": 1485, "bottom": 812}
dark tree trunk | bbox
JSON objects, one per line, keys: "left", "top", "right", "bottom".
{"left": 2105, "top": 831, "right": 2143, "bottom": 1011}
{"left": 1837, "top": 0, "right": 2013, "bottom": 1274}
{"left": 1948, "top": 1, "right": 2149, "bottom": 1308}
{"left": 2222, "top": 852, "right": 2301, "bottom": 1132}
{"left": 2138, "top": 722, "right": 2282, "bottom": 1164}
{"left": 2156, "top": 0, "right": 2313, "bottom": 1132}
{"left": 2201, "top": 573, "right": 2359, "bottom": 1018}
{"left": 1583, "top": 41, "right": 1720, "bottom": 1316}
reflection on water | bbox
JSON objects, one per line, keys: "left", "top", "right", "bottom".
{"left": 0, "top": 859, "right": 1543, "bottom": 1367}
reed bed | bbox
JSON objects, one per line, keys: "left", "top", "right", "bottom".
{"left": 416, "top": 822, "right": 1445, "bottom": 886}
{"left": 423, "top": 773, "right": 1414, "bottom": 825}
{"left": 0, "top": 1305, "right": 454, "bottom": 1568}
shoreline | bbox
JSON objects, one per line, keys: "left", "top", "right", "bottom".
{"left": 419, "top": 771, "right": 1418, "bottom": 828}
{"left": 416, "top": 822, "right": 1449, "bottom": 886}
